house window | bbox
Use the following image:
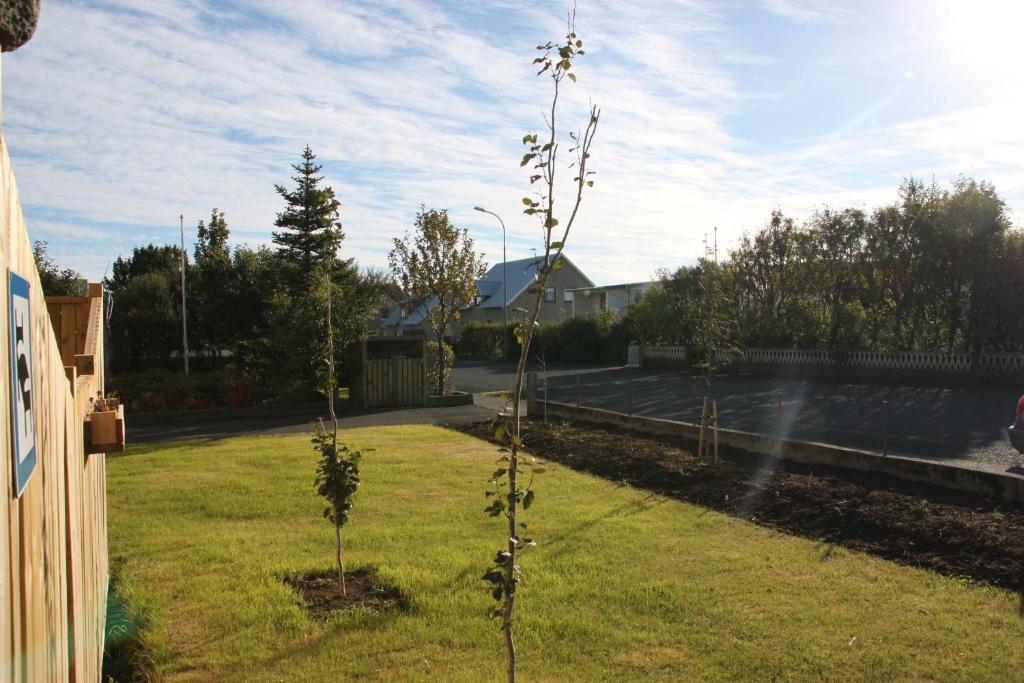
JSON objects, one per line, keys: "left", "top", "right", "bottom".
{"left": 543, "top": 287, "right": 556, "bottom": 302}
{"left": 564, "top": 290, "right": 574, "bottom": 303}
{"left": 629, "top": 288, "right": 644, "bottom": 304}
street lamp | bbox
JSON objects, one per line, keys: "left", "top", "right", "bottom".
{"left": 474, "top": 206, "right": 508, "bottom": 359}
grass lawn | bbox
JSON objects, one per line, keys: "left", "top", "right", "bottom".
{"left": 108, "top": 425, "right": 1024, "bottom": 681}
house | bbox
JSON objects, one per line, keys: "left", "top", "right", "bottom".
{"left": 564, "top": 281, "right": 655, "bottom": 317}
{"left": 374, "top": 254, "right": 595, "bottom": 340}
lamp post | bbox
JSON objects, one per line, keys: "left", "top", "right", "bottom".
{"left": 474, "top": 206, "right": 508, "bottom": 358}
{"left": 179, "top": 213, "right": 189, "bottom": 375}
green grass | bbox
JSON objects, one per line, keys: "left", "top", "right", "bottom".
{"left": 108, "top": 426, "right": 1024, "bottom": 681}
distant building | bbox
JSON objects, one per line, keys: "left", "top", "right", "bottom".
{"left": 565, "top": 281, "right": 654, "bottom": 317}
{"left": 374, "top": 254, "right": 595, "bottom": 340}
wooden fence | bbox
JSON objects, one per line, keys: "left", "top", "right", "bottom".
{"left": 1, "top": 103, "right": 108, "bottom": 679}
{"left": 362, "top": 358, "right": 425, "bottom": 408}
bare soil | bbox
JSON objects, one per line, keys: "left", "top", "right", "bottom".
{"left": 285, "top": 567, "right": 409, "bottom": 619}
{"left": 452, "top": 418, "right": 1024, "bottom": 592}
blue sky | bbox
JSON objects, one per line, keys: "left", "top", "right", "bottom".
{"left": 3, "top": 0, "right": 1022, "bottom": 284}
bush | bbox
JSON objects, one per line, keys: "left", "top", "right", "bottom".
{"left": 108, "top": 368, "right": 260, "bottom": 412}
{"left": 425, "top": 341, "right": 455, "bottom": 394}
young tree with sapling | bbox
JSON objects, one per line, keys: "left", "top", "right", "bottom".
{"left": 388, "top": 207, "right": 487, "bottom": 395}
{"left": 481, "top": 11, "right": 599, "bottom": 683}
{"left": 312, "top": 266, "right": 363, "bottom": 595}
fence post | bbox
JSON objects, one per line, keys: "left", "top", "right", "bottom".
{"left": 713, "top": 399, "right": 719, "bottom": 462}
{"left": 526, "top": 372, "right": 537, "bottom": 418}
{"left": 576, "top": 374, "right": 582, "bottom": 407}
{"left": 882, "top": 400, "right": 889, "bottom": 456}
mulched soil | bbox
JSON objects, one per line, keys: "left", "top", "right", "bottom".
{"left": 452, "top": 418, "right": 1024, "bottom": 592}
{"left": 285, "top": 567, "right": 409, "bottom": 619}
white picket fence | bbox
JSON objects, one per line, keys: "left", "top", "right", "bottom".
{"left": 632, "top": 345, "right": 688, "bottom": 367}
{"left": 631, "top": 345, "right": 1024, "bottom": 374}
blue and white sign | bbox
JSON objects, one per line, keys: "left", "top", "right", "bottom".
{"left": 9, "top": 271, "right": 36, "bottom": 497}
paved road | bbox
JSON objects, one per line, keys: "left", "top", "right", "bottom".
{"left": 128, "top": 402, "right": 495, "bottom": 443}
{"left": 528, "top": 367, "right": 1022, "bottom": 471}
{"left": 452, "top": 360, "right": 622, "bottom": 394}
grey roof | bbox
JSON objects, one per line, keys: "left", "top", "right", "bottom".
{"left": 475, "top": 255, "right": 593, "bottom": 308}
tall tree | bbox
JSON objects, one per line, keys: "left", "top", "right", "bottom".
{"left": 193, "top": 209, "right": 232, "bottom": 362}
{"left": 388, "top": 207, "right": 487, "bottom": 395}
{"left": 272, "top": 146, "right": 347, "bottom": 290}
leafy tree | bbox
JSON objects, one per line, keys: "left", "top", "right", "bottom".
{"left": 106, "top": 245, "right": 186, "bottom": 373}
{"left": 483, "top": 13, "right": 599, "bottom": 683}
{"left": 388, "top": 207, "right": 487, "bottom": 395}
{"left": 33, "top": 240, "right": 85, "bottom": 296}
{"left": 193, "top": 209, "right": 233, "bottom": 362}
{"left": 273, "top": 146, "right": 348, "bottom": 292}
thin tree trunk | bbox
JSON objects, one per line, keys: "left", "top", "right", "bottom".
{"left": 336, "top": 522, "right": 346, "bottom": 596}
{"left": 325, "top": 272, "right": 343, "bottom": 590}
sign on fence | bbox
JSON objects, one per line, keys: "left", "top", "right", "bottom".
{"left": 8, "top": 270, "right": 36, "bottom": 497}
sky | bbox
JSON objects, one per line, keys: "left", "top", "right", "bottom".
{"left": 3, "top": 0, "right": 1022, "bottom": 285}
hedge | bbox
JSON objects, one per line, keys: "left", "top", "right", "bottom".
{"left": 458, "top": 314, "right": 629, "bottom": 365}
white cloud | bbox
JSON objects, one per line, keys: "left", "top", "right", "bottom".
{"left": 1, "top": 0, "right": 1021, "bottom": 287}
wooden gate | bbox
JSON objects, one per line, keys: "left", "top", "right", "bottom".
{"left": 363, "top": 357, "right": 425, "bottom": 408}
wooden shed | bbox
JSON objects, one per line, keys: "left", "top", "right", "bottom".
{"left": 350, "top": 337, "right": 427, "bottom": 410}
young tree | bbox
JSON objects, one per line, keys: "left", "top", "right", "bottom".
{"left": 273, "top": 146, "right": 348, "bottom": 291}
{"left": 33, "top": 240, "right": 85, "bottom": 296}
{"left": 313, "top": 269, "right": 362, "bottom": 595}
{"left": 482, "top": 13, "right": 599, "bottom": 683}
{"left": 388, "top": 207, "right": 487, "bottom": 395}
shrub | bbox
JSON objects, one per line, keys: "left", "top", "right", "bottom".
{"left": 459, "top": 322, "right": 515, "bottom": 360}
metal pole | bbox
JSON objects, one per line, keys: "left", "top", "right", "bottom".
{"left": 474, "top": 207, "right": 508, "bottom": 359}
{"left": 179, "top": 214, "right": 189, "bottom": 375}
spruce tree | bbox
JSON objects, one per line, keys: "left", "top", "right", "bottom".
{"left": 272, "top": 146, "right": 348, "bottom": 290}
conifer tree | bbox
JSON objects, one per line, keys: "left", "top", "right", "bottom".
{"left": 272, "top": 146, "right": 349, "bottom": 290}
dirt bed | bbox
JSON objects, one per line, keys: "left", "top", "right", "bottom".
{"left": 452, "top": 418, "right": 1024, "bottom": 592}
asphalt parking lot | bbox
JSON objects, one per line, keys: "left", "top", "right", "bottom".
{"left": 455, "top": 362, "right": 1023, "bottom": 472}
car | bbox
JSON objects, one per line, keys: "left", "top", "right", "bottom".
{"left": 1010, "top": 394, "right": 1024, "bottom": 454}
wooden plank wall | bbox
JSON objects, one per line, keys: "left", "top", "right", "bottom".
{"left": 0, "top": 93, "right": 108, "bottom": 679}
{"left": 364, "top": 358, "right": 425, "bottom": 409}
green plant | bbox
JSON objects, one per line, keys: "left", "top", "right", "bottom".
{"left": 389, "top": 207, "right": 487, "bottom": 395}
{"left": 425, "top": 340, "right": 455, "bottom": 395}
{"left": 312, "top": 270, "right": 363, "bottom": 594}
{"left": 483, "top": 11, "right": 599, "bottom": 682}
